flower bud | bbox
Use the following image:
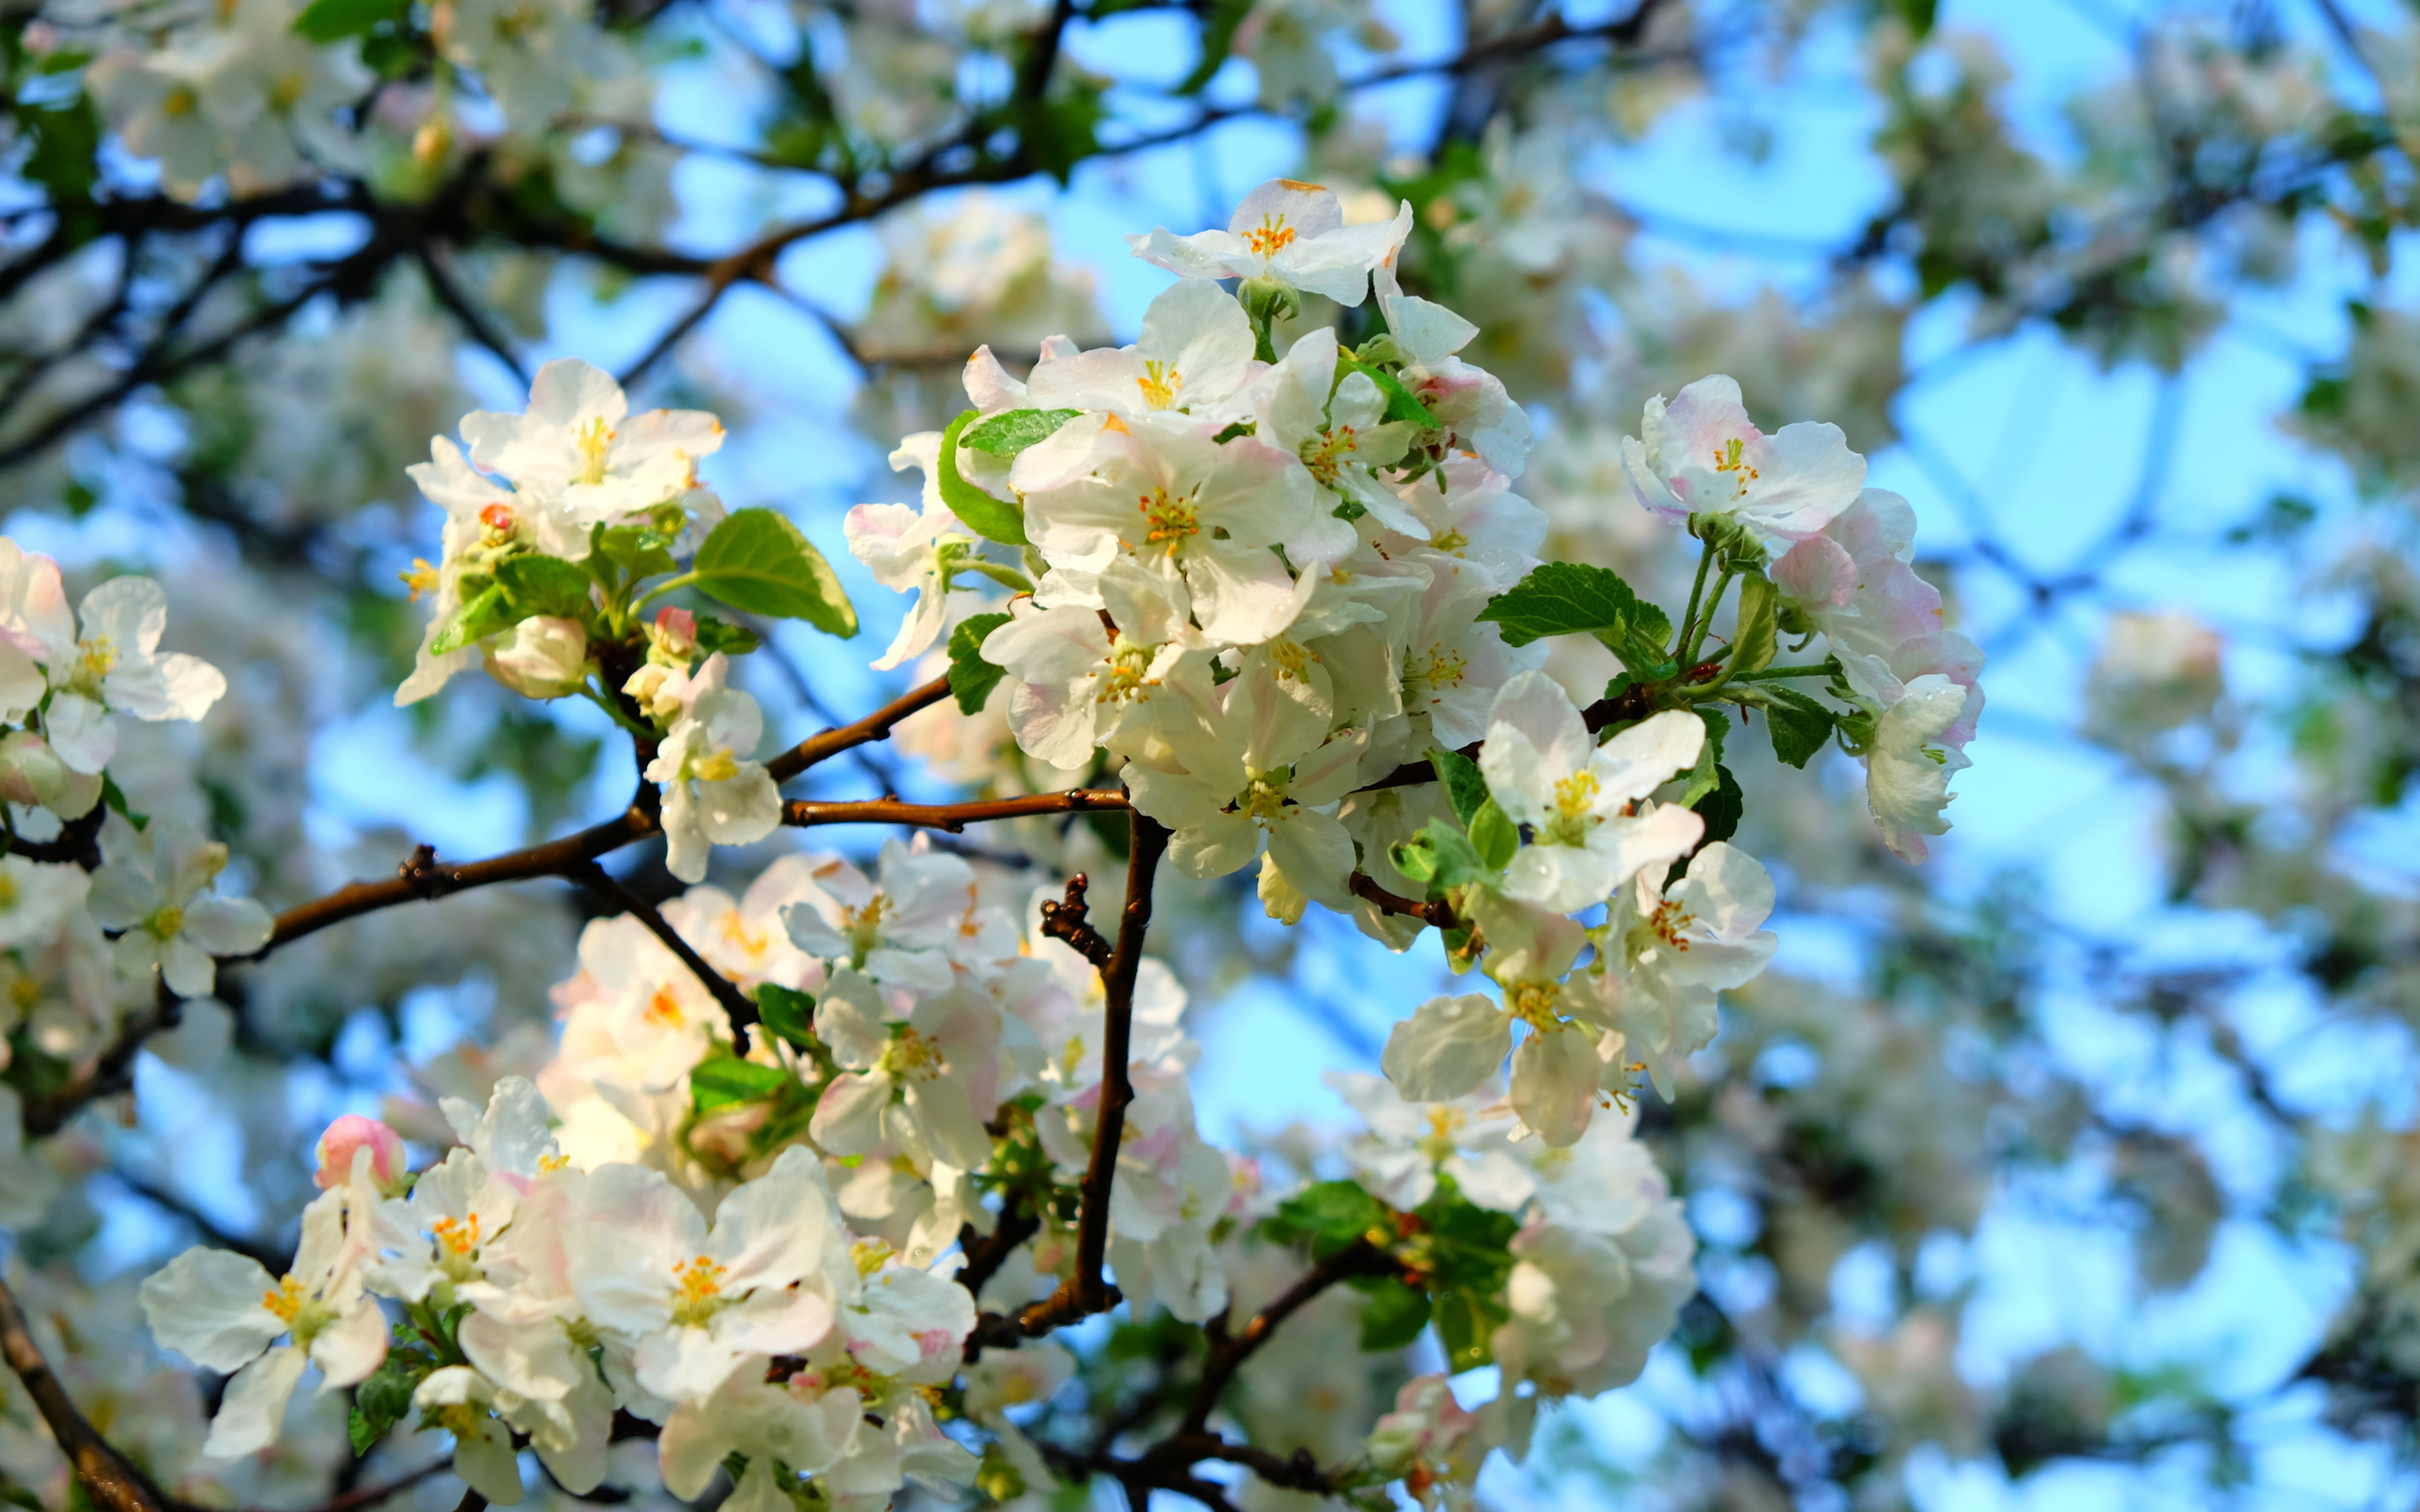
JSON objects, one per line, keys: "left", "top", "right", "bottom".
{"left": 485, "top": 616, "right": 589, "bottom": 700}
{"left": 648, "top": 606, "right": 697, "bottom": 664}
{"left": 0, "top": 731, "right": 100, "bottom": 818}
{"left": 314, "top": 1114, "right": 407, "bottom": 1194}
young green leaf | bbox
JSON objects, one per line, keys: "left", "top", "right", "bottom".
{"left": 347, "top": 1347, "right": 432, "bottom": 1454}
{"left": 690, "top": 1053, "right": 794, "bottom": 1113}
{"left": 1355, "top": 1278, "right": 1433, "bottom": 1352}
{"left": 1695, "top": 764, "right": 1744, "bottom": 845}
{"left": 948, "top": 612, "right": 1013, "bottom": 715}
{"left": 1729, "top": 573, "right": 1780, "bottom": 675}
{"left": 937, "top": 411, "right": 1032, "bottom": 546}
{"left": 1468, "top": 799, "right": 1519, "bottom": 872}
{"left": 1763, "top": 687, "right": 1838, "bottom": 769}
{"left": 691, "top": 615, "right": 762, "bottom": 657}
{"left": 1677, "top": 708, "right": 1730, "bottom": 809}
{"left": 1428, "top": 748, "right": 1492, "bottom": 827}
{"left": 428, "top": 580, "right": 517, "bottom": 655}
{"left": 1335, "top": 356, "right": 1439, "bottom": 428}
{"left": 960, "top": 408, "right": 1079, "bottom": 458}
{"left": 1479, "top": 562, "right": 1673, "bottom": 673}
{"left": 494, "top": 554, "right": 593, "bottom": 618}
{"left": 690, "top": 508, "right": 858, "bottom": 638}
{"left": 292, "top": 0, "right": 406, "bottom": 41}
{"left": 1262, "top": 1179, "right": 1390, "bottom": 1259}
{"left": 588, "top": 521, "right": 677, "bottom": 581}
{"left": 755, "top": 984, "right": 817, "bottom": 1050}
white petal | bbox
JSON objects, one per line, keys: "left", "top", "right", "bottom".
{"left": 141, "top": 1247, "right": 283, "bottom": 1372}
{"left": 203, "top": 1346, "right": 308, "bottom": 1459}
{"left": 1381, "top": 994, "right": 1510, "bottom": 1103}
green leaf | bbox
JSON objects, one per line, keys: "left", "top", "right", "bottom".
{"left": 1764, "top": 688, "right": 1837, "bottom": 769}
{"left": 1390, "top": 818, "right": 1493, "bottom": 897}
{"left": 1355, "top": 1278, "right": 1431, "bottom": 1352}
{"left": 428, "top": 580, "right": 516, "bottom": 655}
{"left": 1729, "top": 573, "right": 1779, "bottom": 676}
{"left": 292, "top": 0, "right": 406, "bottom": 39}
{"left": 1468, "top": 800, "right": 1518, "bottom": 872}
{"left": 690, "top": 1053, "right": 794, "bottom": 1113}
{"left": 1888, "top": 0, "right": 1938, "bottom": 38}
{"left": 1263, "top": 1179, "right": 1390, "bottom": 1260}
{"left": 18, "top": 97, "right": 98, "bottom": 203}
{"left": 960, "top": 408, "right": 1079, "bottom": 458}
{"left": 948, "top": 612, "right": 1013, "bottom": 715}
{"left": 589, "top": 521, "right": 677, "bottom": 580}
{"left": 1335, "top": 357, "right": 1439, "bottom": 428}
{"left": 690, "top": 508, "right": 858, "bottom": 637}
{"left": 936, "top": 411, "right": 1031, "bottom": 546}
{"left": 495, "top": 554, "right": 592, "bottom": 618}
{"left": 755, "top": 984, "right": 816, "bottom": 1050}
{"left": 692, "top": 615, "right": 762, "bottom": 657}
{"left": 348, "top": 1347, "right": 431, "bottom": 1455}
{"left": 1678, "top": 709, "right": 1730, "bottom": 809}
{"left": 1479, "top": 562, "right": 1672, "bottom": 673}
{"left": 1428, "top": 748, "right": 1491, "bottom": 827}
{"left": 1695, "top": 764, "right": 1744, "bottom": 845}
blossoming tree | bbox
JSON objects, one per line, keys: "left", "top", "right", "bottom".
{"left": 4, "top": 1, "right": 2420, "bottom": 1509}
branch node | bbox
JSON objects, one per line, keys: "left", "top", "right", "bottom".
{"left": 1038, "top": 873, "right": 1113, "bottom": 967}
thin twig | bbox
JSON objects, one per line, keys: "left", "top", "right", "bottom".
{"left": 565, "top": 859, "right": 760, "bottom": 1043}
{"left": 765, "top": 676, "right": 953, "bottom": 783}
{"left": 781, "top": 790, "right": 1128, "bottom": 832}
{"left": 0, "top": 1276, "right": 166, "bottom": 1512}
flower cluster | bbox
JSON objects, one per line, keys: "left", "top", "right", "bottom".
{"left": 112, "top": 185, "right": 1983, "bottom": 1512}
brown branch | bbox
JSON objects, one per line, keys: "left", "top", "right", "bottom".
{"left": 0, "top": 1276, "right": 166, "bottom": 1512}
{"left": 780, "top": 789, "right": 1128, "bottom": 832}
{"left": 251, "top": 803, "right": 659, "bottom": 956}
{"left": 21, "top": 984, "right": 182, "bottom": 1139}
{"left": 1179, "top": 1240, "right": 1395, "bottom": 1439}
{"left": 970, "top": 812, "right": 1167, "bottom": 1351}
{"left": 5, "top": 806, "right": 104, "bottom": 868}
{"left": 1038, "top": 873, "right": 1113, "bottom": 968}
{"left": 298, "top": 1460, "right": 450, "bottom": 1512}
{"left": 564, "top": 860, "right": 761, "bottom": 1045}
{"left": 1349, "top": 872, "right": 1457, "bottom": 930}
{"left": 765, "top": 676, "right": 952, "bottom": 783}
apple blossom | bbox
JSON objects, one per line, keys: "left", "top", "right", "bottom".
{"left": 1622, "top": 373, "right": 1865, "bottom": 539}
{"left": 1128, "top": 178, "right": 1414, "bottom": 306}
{"left": 85, "top": 815, "right": 273, "bottom": 998}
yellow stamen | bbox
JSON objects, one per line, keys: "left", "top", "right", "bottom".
{"left": 1137, "top": 486, "right": 1201, "bottom": 553}
{"left": 1138, "top": 360, "right": 1184, "bottom": 411}
{"left": 574, "top": 417, "right": 615, "bottom": 486}
{"left": 1244, "top": 215, "right": 1297, "bottom": 258}
{"left": 261, "top": 1275, "right": 308, "bottom": 1324}
{"left": 399, "top": 559, "right": 441, "bottom": 601}
{"left": 670, "top": 1255, "right": 727, "bottom": 1326}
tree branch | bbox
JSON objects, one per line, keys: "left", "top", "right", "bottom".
{"left": 971, "top": 812, "right": 1167, "bottom": 1350}
{"left": 0, "top": 1276, "right": 166, "bottom": 1512}
{"left": 21, "top": 984, "right": 182, "bottom": 1138}
{"left": 1349, "top": 872, "right": 1456, "bottom": 929}
{"left": 780, "top": 790, "right": 1128, "bottom": 832}
{"left": 1179, "top": 1239, "right": 1395, "bottom": 1438}
{"left": 564, "top": 859, "right": 761, "bottom": 1045}
{"left": 765, "top": 676, "right": 952, "bottom": 782}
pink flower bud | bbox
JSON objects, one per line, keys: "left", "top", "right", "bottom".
{"left": 655, "top": 606, "right": 697, "bottom": 654}
{"left": 314, "top": 1114, "right": 406, "bottom": 1192}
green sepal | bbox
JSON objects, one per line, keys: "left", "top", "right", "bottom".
{"left": 348, "top": 1345, "right": 434, "bottom": 1454}
{"left": 937, "top": 411, "right": 1031, "bottom": 545}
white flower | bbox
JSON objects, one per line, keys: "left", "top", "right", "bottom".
{"left": 846, "top": 430, "right": 978, "bottom": 672}
{"left": 1128, "top": 178, "right": 1413, "bottom": 307}
{"left": 0, "top": 855, "right": 89, "bottom": 952}
{"left": 1478, "top": 673, "right": 1707, "bottom": 912}
{"left": 1250, "top": 325, "right": 1420, "bottom": 522}
{"left": 837, "top": 1257, "right": 977, "bottom": 1383}
{"left": 1328, "top": 1070, "right": 1535, "bottom": 1213}
{"left": 1591, "top": 841, "right": 1777, "bottom": 1097}
{"left": 460, "top": 358, "right": 723, "bottom": 522}
{"left": 397, "top": 436, "right": 523, "bottom": 706}
{"left": 808, "top": 970, "right": 1000, "bottom": 1170}
{"left": 780, "top": 839, "right": 1018, "bottom": 984}
{"left": 1491, "top": 1205, "right": 1696, "bottom": 1398}
{"left": 1023, "top": 410, "right": 1346, "bottom": 632}
{"left": 0, "top": 539, "right": 57, "bottom": 721}
{"left": 140, "top": 1186, "right": 387, "bottom": 1459}
{"left": 1123, "top": 661, "right": 1368, "bottom": 913}
{"left": 86, "top": 816, "right": 273, "bottom": 998}
{"left": 1864, "top": 674, "right": 1973, "bottom": 863}
{"left": 1381, "top": 994, "right": 1512, "bottom": 1106}
{"left": 565, "top": 1146, "right": 852, "bottom": 1403}
{"left": 980, "top": 555, "right": 1202, "bottom": 769}
{"left": 0, "top": 730, "right": 101, "bottom": 819}
{"left": 1372, "top": 265, "right": 1533, "bottom": 476}
{"left": 1, "top": 559, "right": 226, "bottom": 774}
{"left": 1028, "top": 277, "right": 1260, "bottom": 420}
{"left": 656, "top": 1362, "right": 861, "bottom": 1500}
{"left": 640, "top": 653, "right": 781, "bottom": 884}
{"left": 1620, "top": 374, "right": 1865, "bottom": 540}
